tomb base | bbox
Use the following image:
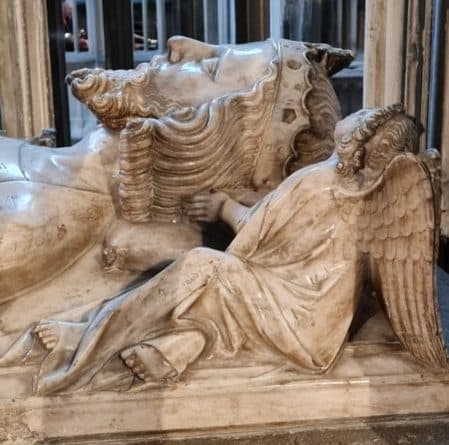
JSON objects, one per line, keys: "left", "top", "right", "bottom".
{"left": 1, "top": 342, "right": 449, "bottom": 444}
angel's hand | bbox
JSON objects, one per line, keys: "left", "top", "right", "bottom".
{"left": 185, "top": 191, "right": 229, "bottom": 223}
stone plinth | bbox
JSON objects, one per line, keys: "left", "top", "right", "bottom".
{"left": 2, "top": 342, "right": 449, "bottom": 444}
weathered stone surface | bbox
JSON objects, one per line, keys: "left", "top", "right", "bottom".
{"left": 35, "top": 414, "right": 449, "bottom": 445}
{"left": 0, "top": 35, "right": 448, "bottom": 445}
{"left": 2, "top": 341, "right": 449, "bottom": 444}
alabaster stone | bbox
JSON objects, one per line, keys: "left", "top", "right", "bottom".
{"left": 1, "top": 36, "right": 448, "bottom": 444}
{"left": 0, "top": 37, "right": 351, "bottom": 303}
{"left": 0, "top": 37, "right": 354, "bottom": 364}
{"left": 0, "top": 101, "right": 448, "bottom": 396}
{"left": 3, "top": 340, "right": 449, "bottom": 444}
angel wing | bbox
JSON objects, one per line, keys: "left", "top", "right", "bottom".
{"left": 353, "top": 152, "right": 447, "bottom": 368}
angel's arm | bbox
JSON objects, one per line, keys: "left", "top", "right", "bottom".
{"left": 224, "top": 187, "right": 272, "bottom": 207}
{"left": 186, "top": 191, "right": 253, "bottom": 233}
{"left": 219, "top": 196, "right": 253, "bottom": 233}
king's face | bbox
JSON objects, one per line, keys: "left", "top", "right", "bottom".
{"left": 148, "top": 36, "right": 277, "bottom": 109}
{"left": 67, "top": 37, "right": 277, "bottom": 128}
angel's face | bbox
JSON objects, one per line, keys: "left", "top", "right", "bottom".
{"left": 334, "top": 118, "right": 365, "bottom": 177}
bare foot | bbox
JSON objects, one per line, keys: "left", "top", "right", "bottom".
{"left": 33, "top": 320, "right": 86, "bottom": 352}
{"left": 121, "top": 344, "right": 177, "bottom": 382}
{"left": 34, "top": 321, "right": 60, "bottom": 350}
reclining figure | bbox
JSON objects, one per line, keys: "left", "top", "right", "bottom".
{"left": 1, "top": 104, "right": 447, "bottom": 395}
{"left": 0, "top": 36, "right": 352, "bottom": 304}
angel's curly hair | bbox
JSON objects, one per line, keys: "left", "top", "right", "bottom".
{"left": 336, "top": 103, "right": 418, "bottom": 176}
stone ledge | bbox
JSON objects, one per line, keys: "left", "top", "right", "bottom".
{"left": 37, "top": 413, "right": 449, "bottom": 445}
{"left": 2, "top": 346, "right": 449, "bottom": 444}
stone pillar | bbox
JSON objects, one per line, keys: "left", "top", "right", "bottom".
{"left": 440, "top": 6, "right": 449, "bottom": 238}
{"left": 363, "top": 0, "right": 387, "bottom": 108}
{"left": 363, "top": 0, "right": 449, "bottom": 242}
{"left": 0, "top": 0, "right": 54, "bottom": 138}
{"left": 363, "top": 0, "right": 432, "bottom": 151}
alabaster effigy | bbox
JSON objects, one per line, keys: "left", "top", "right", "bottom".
{"left": 1, "top": 37, "right": 449, "bottom": 444}
{"left": 0, "top": 37, "right": 352, "bottom": 348}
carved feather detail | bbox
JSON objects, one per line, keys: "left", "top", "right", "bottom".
{"left": 339, "top": 153, "right": 448, "bottom": 368}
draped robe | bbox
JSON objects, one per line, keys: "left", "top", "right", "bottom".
{"left": 36, "top": 157, "right": 362, "bottom": 394}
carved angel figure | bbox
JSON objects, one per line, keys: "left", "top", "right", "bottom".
{"left": 1, "top": 104, "right": 446, "bottom": 395}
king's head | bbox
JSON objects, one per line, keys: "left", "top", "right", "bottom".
{"left": 67, "top": 37, "right": 353, "bottom": 222}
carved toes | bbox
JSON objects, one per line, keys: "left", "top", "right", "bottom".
{"left": 121, "top": 350, "right": 136, "bottom": 366}
{"left": 130, "top": 360, "right": 147, "bottom": 379}
{"left": 125, "top": 357, "right": 135, "bottom": 367}
{"left": 33, "top": 322, "right": 59, "bottom": 350}
{"left": 121, "top": 349, "right": 151, "bottom": 381}
{"left": 133, "top": 363, "right": 145, "bottom": 374}
{"left": 38, "top": 334, "right": 58, "bottom": 350}
{"left": 44, "top": 339, "right": 58, "bottom": 350}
